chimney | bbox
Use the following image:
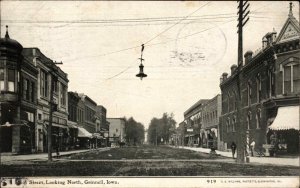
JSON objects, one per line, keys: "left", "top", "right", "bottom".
{"left": 271, "top": 28, "right": 277, "bottom": 43}
{"left": 222, "top": 72, "right": 228, "bottom": 81}
{"left": 220, "top": 76, "right": 223, "bottom": 84}
{"left": 244, "top": 50, "right": 253, "bottom": 64}
{"left": 262, "top": 37, "right": 268, "bottom": 49}
{"left": 230, "top": 64, "right": 238, "bottom": 74}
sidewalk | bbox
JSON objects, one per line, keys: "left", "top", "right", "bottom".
{"left": 179, "top": 146, "right": 300, "bottom": 167}
{"left": 0, "top": 148, "right": 110, "bottom": 164}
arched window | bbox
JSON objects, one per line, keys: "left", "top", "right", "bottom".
{"left": 0, "top": 68, "right": 4, "bottom": 91}
{"left": 226, "top": 118, "right": 230, "bottom": 133}
{"left": 247, "top": 111, "right": 252, "bottom": 130}
{"left": 256, "top": 109, "right": 261, "bottom": 129}
{"left": 247, "top": 81, "right": 252, "bottom": 106}
{"left": 232, "top": 116, "right": 236, "bottom": 132}
{"left": 227, "top": 92, "right": 231, "bottom": 112}
{"left": 256, "top": 74, "right": 261, "bottom": 102}
{"left": 268, "top": 68, "right": 275, "bottom": 97}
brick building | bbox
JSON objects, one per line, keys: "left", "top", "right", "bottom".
{"left": 0, "top": 27, "right": 38, "bottom": 153}
{"left": 219, "top": 5, "right": 299, "bottom": 154}
{"left": 0, "top": 27, "right": 70, "bottom": 153}
{"left": 22, "top": 47, "right": 69, "bottom": 152}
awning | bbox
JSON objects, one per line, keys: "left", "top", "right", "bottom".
{"left": 92, "top": 133, "right": 103, "bottom": 139}
{"left": 67, "top": 120, "right": 78, "bottom": 129}
{"left": 78, "top": 127, "right": 92, "bottom": 138}
{"left": 44, "top": 121, "right": 68, "bottom": 129}
{"left": 269, "top": 106, "right": 299, "bottom": 130}
{"left": 0, "top": 123, "right": 29, "bottom": 128}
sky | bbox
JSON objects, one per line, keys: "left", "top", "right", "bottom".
{"left": 1, "top": 1, "right": 299, "bottom": 129}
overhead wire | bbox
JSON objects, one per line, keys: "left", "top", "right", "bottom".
{"left": 105, "top": 1, "right": 211, "bottom": 81}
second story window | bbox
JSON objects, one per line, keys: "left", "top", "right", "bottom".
{"left": 247, "top": 81, "right": 252, "bottom": 106}
{"left": 268, "top": 68, "right": 275, "bottom": 97}
{"left": 60, "top": 84, "right": 66, "bottom": 106}
{"left": 282, "top": 58, "right": 300, "bottom": 94}
{"left": 53, "top": 80, "right": 58, "bottom": 93}
{"left": 0, "top": 68, "right": 4, "bottom": 91}
{"left": 247, "top": 112, "right": 251, "bottom": 130}
{"left": 256, "top": 74, "right": 261, "bottom": 102}
{"left": 31, "top": 82, "right": 35, "bottom": 102}
{"left": 23, "top": 79, "right": 30, "bottom": 100}
{"left": 256, "top": 109, "right": 261, "bottom": 129}
{"left": 7, "top": 69, "right": 15, "bottom": 92}
{"left": 40, "top": 70, "right": 48, "bottom": 98}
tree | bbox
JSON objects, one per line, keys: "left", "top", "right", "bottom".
{"left": 124, "top": 117, "right": 145, "bottom": 145}
{"left": 147, "top": 113, "right": 176, "bottom": 145}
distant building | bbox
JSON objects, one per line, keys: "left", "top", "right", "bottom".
{"left": 201, "top": 94, "right": 221, "bottom": 149}
{"left": 78, "top": 94, "right": 97, "bottom": 133}
{"left": 107, "top": 118, "right": 125, "bottom": 145}
{"left": 182, "top": 95, "right": 221, "bottom": 149}
{"left": 183, "top": 99, "right": 209, "bottom": 147}
{"left": 96, "top": 105, "right": 109, "bottom": 146}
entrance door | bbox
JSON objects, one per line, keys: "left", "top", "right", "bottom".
{"left": 0, "top": 127, "right": 12, "bottom": 152}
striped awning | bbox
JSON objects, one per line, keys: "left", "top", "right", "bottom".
{"left": 78, "top": 127, "right": 92, "bottom": 138}
{"left": 269, "top": 106, "right": 299, "bottom": 130}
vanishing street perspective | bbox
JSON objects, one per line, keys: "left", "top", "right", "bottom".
{"left": 0, "top": 1, "right": 300, "bottom": 177}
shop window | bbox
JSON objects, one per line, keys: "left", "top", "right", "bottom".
{"left": 0, "top": 68, "right": 4, "bottom": 91}
{"left": 8, "top": 69, "right": 15, "bottom": 92}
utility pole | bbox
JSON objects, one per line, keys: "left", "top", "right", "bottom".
{"left": 236, "top": 0, "right": 250, "bottom": 164}
{"left": 47, "top": 73, "right": 54, "bottom": 162}
{"left": 47, "top": 63, "right": 59, "bottom": 162}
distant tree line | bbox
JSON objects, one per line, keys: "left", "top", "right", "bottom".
{"left": 124, "top": 117, "right": 145, "bottom": 145}
{"left": 147, "top": 113, "right": 176, "bottom": 145}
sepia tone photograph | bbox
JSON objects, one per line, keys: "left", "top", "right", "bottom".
{"left": 0, "top": 1, "right": 299, "bottom": 187}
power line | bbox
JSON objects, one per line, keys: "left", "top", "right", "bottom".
{"left": 91, "top": 2, "right": 211, "bottom": 81}
{"left": 146, "top": 1, "right": 203, "bottom": 45}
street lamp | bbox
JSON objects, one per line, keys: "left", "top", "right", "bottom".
{"left": 136, "top": 44, "right": 147, "bottom": 80}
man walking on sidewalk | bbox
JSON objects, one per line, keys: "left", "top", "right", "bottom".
{"left": 231, "top": 142, "right": 237, "bottom": 159}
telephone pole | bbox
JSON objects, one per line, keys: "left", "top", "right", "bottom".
{"left": 47, "top": 63, "right": 59, "bottom": 162}
{"left": 236, "top": 0, "right": 250, "bottom": 163}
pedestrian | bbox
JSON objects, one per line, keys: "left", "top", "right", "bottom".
{"left": 230, "top": 142, "right": 237, "bottom": 159}
{"left": 250, "top": 140, "right": 255, "bottom": 157}
{"left": 55, "top": 136, "right": 60, "bottom": 157}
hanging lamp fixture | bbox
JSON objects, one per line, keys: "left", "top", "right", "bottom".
{"left": 136, "top": 44, "right": 147, "bottom": 80}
